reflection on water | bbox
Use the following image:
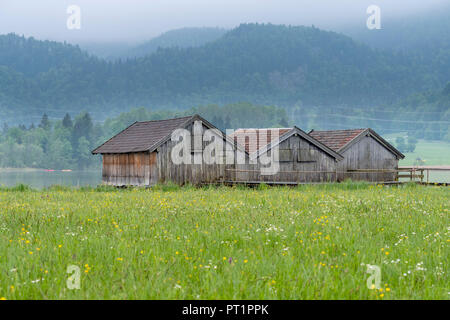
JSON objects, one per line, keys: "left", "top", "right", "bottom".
{"left": 0, "top": 170, "right": 102, "bottom": 189}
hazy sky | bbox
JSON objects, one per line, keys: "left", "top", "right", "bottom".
{"left": 0, "top": 0, "right": 447, "bottom": 44}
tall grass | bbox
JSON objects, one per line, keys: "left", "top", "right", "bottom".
{"left": 0, "top": 184, "right": 448, "bottom": 299}
{"left": 0, "top": 183, "right": 33, "bottom": 192}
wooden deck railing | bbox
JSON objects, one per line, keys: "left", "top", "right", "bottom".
{"left": 398, "top": 166, "right": 450, "bottom": 183}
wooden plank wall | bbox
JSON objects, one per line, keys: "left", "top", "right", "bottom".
{"left": 233, "top": 134, "right": 338, "bottom": 183}
{"left": 338, "top": 135, "right": 398, "bottom": 182}
{"left": 102, "top": 152, "right": 154, "bottom": 186}
{"left": 101, "top": 119, "right": 234, "bottom": 187}
{"left": 156, "top": 122, "right": 231, "bottom": 186}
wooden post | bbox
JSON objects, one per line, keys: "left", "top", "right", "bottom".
{"left": 427, "top": 169, "right": 429, "bottom": 184}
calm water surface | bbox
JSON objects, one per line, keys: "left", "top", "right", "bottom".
{"left": 0, "top": 170, "right": 102, "bottom": 189}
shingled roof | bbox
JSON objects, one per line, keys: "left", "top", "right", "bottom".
{"left": 230, "top": 128, "right": 291, "bottom": 154}
{"left": 308, "top": 129, "right": 366, "bottom": 152}
{"left": 309, "top": 128, "right": 404, "bottom": 159}
{"left": 92, "top": 115, "right": 194, "bottom": 154}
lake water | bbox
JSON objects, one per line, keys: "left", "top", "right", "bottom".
{"left": 1, "top": 169, "right": 447, "bottom": 189}
{"left": 0, "top": 170, "right": 102, "bottom": 189}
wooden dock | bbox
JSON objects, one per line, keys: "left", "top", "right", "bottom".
{"left": 399, "top": 166, "right": 450, "bottom": 184}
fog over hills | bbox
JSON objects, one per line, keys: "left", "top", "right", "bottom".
{"left": 79, "top": 28, "right": 228, "bottom": 60}
{"left": 0, "top": 2, "right": 448, "bottom": 144}
{"left": 1, "top": 22, "right": 446, "bottom": 125}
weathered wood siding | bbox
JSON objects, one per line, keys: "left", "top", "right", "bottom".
{"left": 230, "top": 134, "right": 338, "bottom": 183}
{"left": 102, "top": 121, "right": 236, "bottom": 187}
{"left": 339, "top": 135, "right": 398, "bottom": 182}
{"left": 100, "top": 131, "right": 398, "bottom": 186}
{"left": 102, "top": 152, "right": 154, "bottom": 186}
{"left": 156, "top": 121, "right": 233, "bottom": 186}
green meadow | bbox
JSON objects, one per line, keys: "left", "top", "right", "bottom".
{"left": 399, "top": 140, "right": 450, "bottom": 183}
{"left": 399, "top": 140, "right": 450, "bottom": 166}
{"left": 0, "top": 183, "right": 448, "bottom": 300}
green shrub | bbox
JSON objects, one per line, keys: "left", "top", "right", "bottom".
{"left": 9, "top": 183, "right": 32, "bottom": 192}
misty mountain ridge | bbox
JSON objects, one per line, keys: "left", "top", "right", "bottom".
{"left": 0, "top": 33, "right": 97, "bottom": 77}
{"left": 128, "top": 27, "right": 228, "bottom": 59}
{"left": 0, "top": 22, "right": 448, "bottom": 126}
{"left": 79, "top": 27, "right": 228, "bottom": 60}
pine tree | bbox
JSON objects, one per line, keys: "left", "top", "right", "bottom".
{"left": 39, "top": 114, "right": 51, "bottom": 130}
{"left": 62, "top": 113, "right": 73, "bottom": 128}
{"left": 71, "top": 112, "right": 94, "bottom": 154}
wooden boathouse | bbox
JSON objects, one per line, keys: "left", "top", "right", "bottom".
{"left": 92, "top": 115, "right": 405, "bottom": 186}
{"left": 228, "top": 127, "right": 343, "bottom": 184}
{"left": 309, "top": 128, "right": 405, "bottom": 182}
{"left": 92, "top": 115, "right": 240, "bottom": 186}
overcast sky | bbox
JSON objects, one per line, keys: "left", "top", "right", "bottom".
{"left": 0, "top": 0, "right": 447, "bottom": 44}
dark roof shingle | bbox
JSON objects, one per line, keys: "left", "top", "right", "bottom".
{"left": 308, "top": 129, "right": 366, "bottom": 152}
{"left": 92, "top": 115, "right": 193, "bottom": 154}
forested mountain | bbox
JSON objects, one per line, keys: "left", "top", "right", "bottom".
{"left": 0, "top": 34, "right": 98, "bottom": 77}
{"left": 0, "top": 33, "right": 109, "bottom": 124}
{"left": 0, "top": 23, "right": 448, "bottom": 129}
{"left": 0, "top": 20, "right": 450, "bottom": 136}
{"left": 125, "top": 23, "right": 441, "bottom": 106}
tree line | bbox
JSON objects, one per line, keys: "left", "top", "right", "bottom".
{"left": 0, "top": 103, "right": 289, "bottom": 170}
